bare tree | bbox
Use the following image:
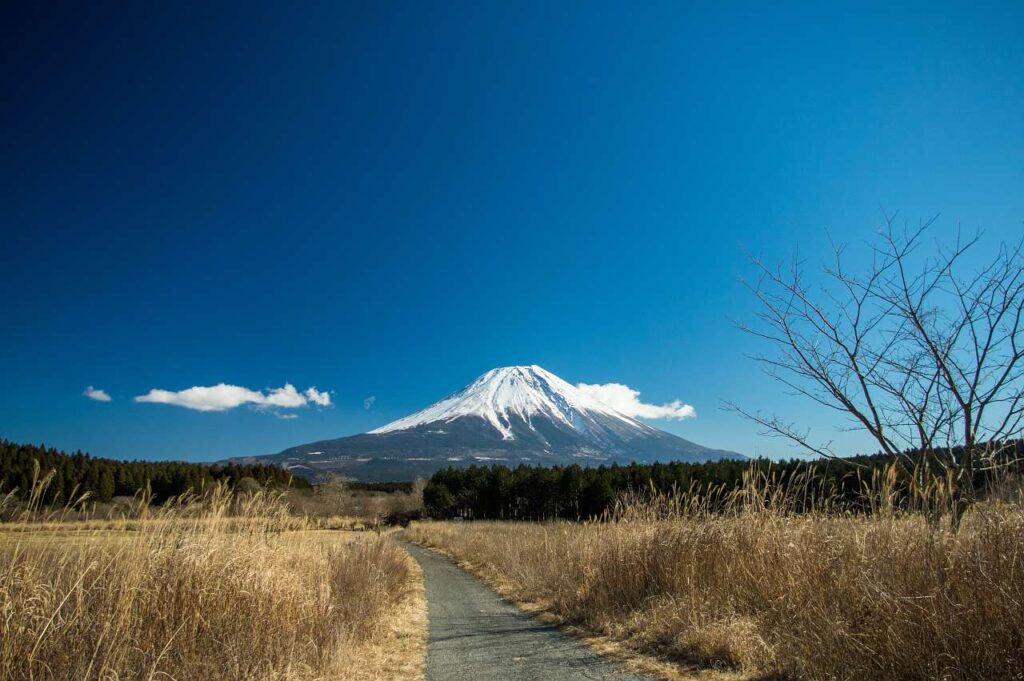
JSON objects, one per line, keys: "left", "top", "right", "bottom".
{"left": 730, "top": 215, "right": 1024, "bottom": 521}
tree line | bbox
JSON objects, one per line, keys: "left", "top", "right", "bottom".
{"left": 0, "top": 439, "right": 309, "bottom": 506}
{"left": 423, "top": 441, "right": 1024, "bottom": 520}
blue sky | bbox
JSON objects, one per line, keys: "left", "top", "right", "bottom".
{"left": 2, "top": 1, "right": 1023, "bottom": 462}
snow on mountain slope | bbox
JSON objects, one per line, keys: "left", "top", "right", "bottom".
{"left": 369, "top": 365, "right": 652, "bottom": 439}
{"left": 231, "top": 365, "right": 744, "bottom": 481}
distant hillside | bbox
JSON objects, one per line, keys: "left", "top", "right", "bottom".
{"left": 0, "top": 439, "right": 309, "bottom": 506}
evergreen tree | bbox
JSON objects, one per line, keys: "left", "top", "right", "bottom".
{"left": 0, "top": 439, "right": 310, "bottom": 505}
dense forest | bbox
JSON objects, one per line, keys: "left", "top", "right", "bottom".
{"left": 5, "top": 437, "right": 1022, "bottom": 517}
{"left": 347, "top": 480, "right": 415, "bottom": 494}
{"left": 423, "top": 441, "right": 1024, "bottom": 520}
{"left": 0, "top": 439, "right": 309, "bottom": 505}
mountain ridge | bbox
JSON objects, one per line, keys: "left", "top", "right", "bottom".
{"left": 229, "top": 365, "right": 743, "bottom": 480}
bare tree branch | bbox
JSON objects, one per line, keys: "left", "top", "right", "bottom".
{"left": 735, "top": 216, "right": 1024, "bottom": 522}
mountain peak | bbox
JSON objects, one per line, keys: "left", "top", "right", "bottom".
{"left": 369, "top": 365, "right": 644, "bottom": 439}
{"left": 242, "top": 364, "right": 743, "bottom": 481}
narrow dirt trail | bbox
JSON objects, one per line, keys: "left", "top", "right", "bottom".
{"left": 403, "top": 542, "right": 652, "bottom": 681}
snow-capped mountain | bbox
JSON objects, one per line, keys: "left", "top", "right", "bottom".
{"left": 371, "top": 365, "right": 659, "bottom": 443}
{"left": 234, "top": 366, "right": 743, "bottom": 480}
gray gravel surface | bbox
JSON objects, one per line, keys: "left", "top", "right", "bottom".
{"left": 403, "top": 542, "right": 652, "bottom": 681}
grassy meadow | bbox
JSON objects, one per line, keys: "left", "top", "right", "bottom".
{"left": 405, "top": 468, "right": 1024, "bottom": 681}
{"left": 0, "top": 478, "right": 426, "bottom": 681}
{"left": 6, "top": 458, "right": 1024, "bottom": 681}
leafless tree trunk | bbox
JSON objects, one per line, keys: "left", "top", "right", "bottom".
{"left": 730, "top": 215, "right": 1024, "bottom": 525}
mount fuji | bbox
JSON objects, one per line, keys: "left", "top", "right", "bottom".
{"left": 235, "top": 366, "right": 743, "bottom": 480}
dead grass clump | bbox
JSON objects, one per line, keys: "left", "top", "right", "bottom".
{"left": 0, "top": 480, "right": 418, "bottom": 681}
{"left": 405, "top": 471, "right": 1024, "bottom": 680}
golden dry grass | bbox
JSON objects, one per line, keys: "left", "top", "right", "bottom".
{"left": 405, "top": 494, "right": 1024, "bottom": 680}
{"left": 344, "top": 557, "right": 427, "bottom": 681}
{"left": 0, "top": 485, "right": 424, "bottom": 681}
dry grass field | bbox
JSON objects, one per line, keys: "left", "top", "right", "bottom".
{"left": 405, "top": 472, "right": 1024, "bottom": 681}
{"left": 0, "top": 481, "right": 425, "bottom": 681}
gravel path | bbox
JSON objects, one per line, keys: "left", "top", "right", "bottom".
{"left": 403, "top": 542, "right": 652, "bottom": 681}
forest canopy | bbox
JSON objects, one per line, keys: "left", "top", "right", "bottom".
{"left": 422, "top": 441, "right": 1024, "bottom": 520}
{"left": 0, "top": 439, "right": 309, "bottom": 506}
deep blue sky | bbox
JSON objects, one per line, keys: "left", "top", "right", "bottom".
{"left": 2, "top": 1, "right": 1023, "bottom": 462}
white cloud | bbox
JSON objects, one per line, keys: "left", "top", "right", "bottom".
{"left": 135, "top": 384, "right": 264, "bottom": 412}
{"left": 134, "top": 383, "right": 332, "bottom": 413}
{"left": 263, "top": 384, "right": 308, "bottom": 408}
{"left": 304, "top": 386, "right": 332, "bottom": 407}
{"left": 276, "top": 412, "right": 300, "bottom": 420}
{"left": 363, "top": 395, "right": 376, "bottom": 409}
{"left": 576, "top": 382, "right": 696, "bottom": 421}
{"left": 83, "top": 386, "right": 112, "bottom": 402}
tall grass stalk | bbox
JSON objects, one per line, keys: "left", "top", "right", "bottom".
{"left": 406, "top": 464, "right": 1024, "bottom": 680}
{"left": 1, "top": 474, "right": 415, "bottom": 681}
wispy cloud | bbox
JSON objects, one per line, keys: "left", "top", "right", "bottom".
{"left": 363, "top": 395, "right": 376, "bottom": 409}
{"left": 305, "top": 387, "right": 331, "bottom": 406}
{"left": 83, "top": 386, "right": 112, "bottom": 402}
{"left": 134, "top": 383, "right": 332, "bottom": 413}
{"left": 576, "top": 382, "right": 696, "bottom": 420}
